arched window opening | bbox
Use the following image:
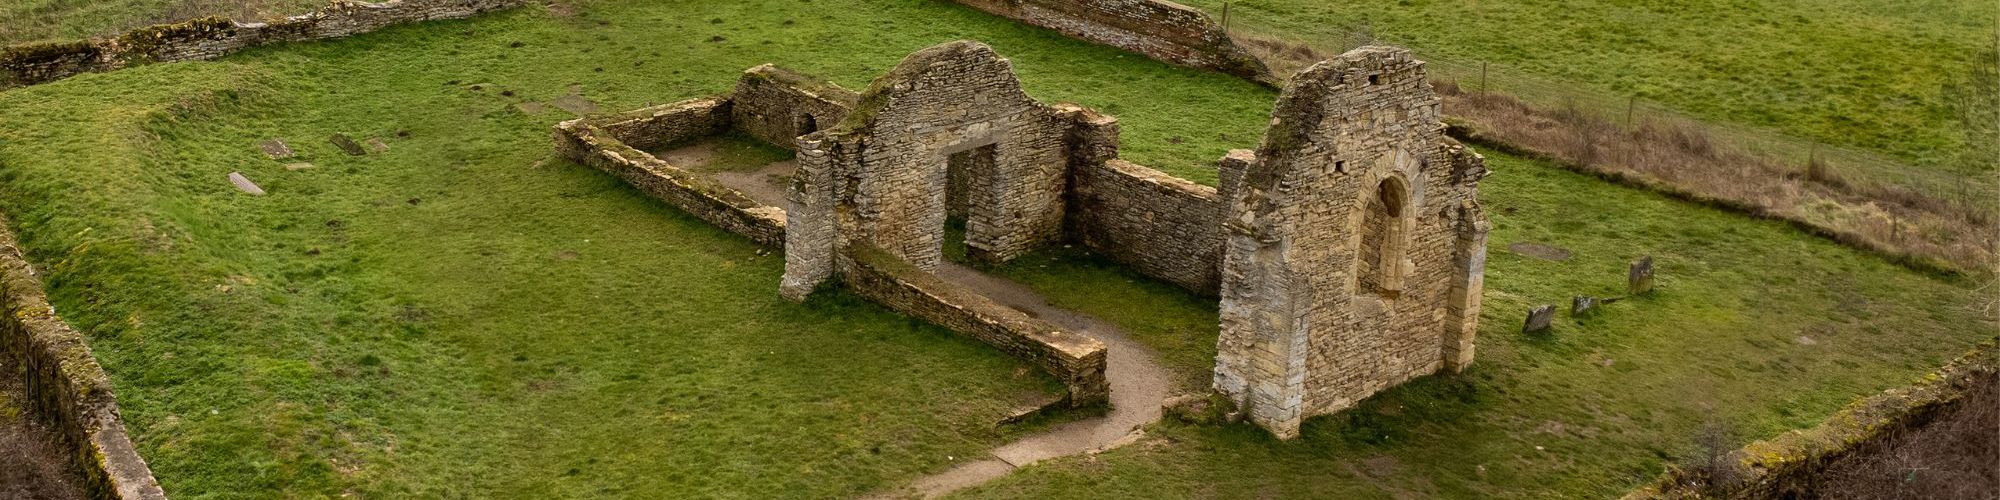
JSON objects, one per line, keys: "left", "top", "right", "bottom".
{"left": 1357, "top": 177, "right": 1410, "bottom": 297}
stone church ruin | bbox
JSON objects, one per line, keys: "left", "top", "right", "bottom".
{"left": 556, "top": 41, "right": 1490, "bottom": 439}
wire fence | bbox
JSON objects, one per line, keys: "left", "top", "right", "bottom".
{"left": 1203, "top": 2, "right": 2000, "bottom": 217}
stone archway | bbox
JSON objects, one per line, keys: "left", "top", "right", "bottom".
{"left": 782, "top": 41, "right": 1073, "bottom": 300}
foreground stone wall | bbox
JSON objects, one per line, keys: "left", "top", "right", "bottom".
{"left": 949, "top": 0, "right": 1270, "bottom": 83}
{"left": 0, "top": 218, "right": 166, "bottom": 500}
{"left": 1213, "top": 47, "right": 1490, "bottom": 439}
{"left": 842, "top": 246, "right": 1109, "bottom": 405}
{"left": 0, "top": 0, "right": 526, "bottom": 88}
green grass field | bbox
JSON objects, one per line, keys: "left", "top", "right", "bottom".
{"left": 0, "top": 0, "right": 1991, "bottom": 498}
{"left": 1179, "top": 0, "right": 1999, "bottom": 172}
{"left": 967, "top": 152, "right": 1995, "bottom": 498}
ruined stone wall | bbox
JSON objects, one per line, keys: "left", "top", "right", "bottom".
{"left": 1214, "top": 47, "right": 1489, "bottom": 438}
{"left": 841, "top": 246, "right": 1109, "bottom": 406}
{"left": 730, "top": 65, "right": 859, "bottom": 150}
{"left": 553, "top": 98, "right": 788, "bottom": 247}
{"left": 949, "top": 0, "right": 1270, "bottom": 82}
{"left": 1, "top": 0, "right": 526, "bottom": 88}
{"left": 1067, "top": 159, "right": 1225, "bottom": 294}
{"left": 0, "top": 217, "right": 166, "bottom": 500}
{"left": 571, "top": 42, "right": 1486, "bottom": 441}
{"left": 783, "top": 41, "right": 1073, "bottom": 298}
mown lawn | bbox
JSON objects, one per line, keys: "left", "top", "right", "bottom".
{"left": 0, "top": 0, "right": 1991, "bottom": 498}
{"left": 965, "top": 151, "right": 1997, "bottom": 498}
{"left": 1175, "top": 0, "right": 1999, "bottom": 172}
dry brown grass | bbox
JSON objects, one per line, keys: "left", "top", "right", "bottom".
{"left": 1440, "top": 83, "right": 1995, "bottom": 275}
{"left": 1237, "top": 34, "right": 1995, "bottom": 275}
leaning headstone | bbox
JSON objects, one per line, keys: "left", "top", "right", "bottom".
{"left": 330, "top": 133, "right": 367, "bottom": 156}
{"left": 1523, "top": 305, "right": 1556, "bottom": 333}
{"left": 228, "top": 172, "right": 265, "bottom": 195}
{"left": 1628, "top": 256, "right": 1655, "bottom": 296}
{"left": 258, "top": 139, "right": 294, "bottom": 159}
{"left": 1572, "top": 296, "right": 1599, "bottom": 316}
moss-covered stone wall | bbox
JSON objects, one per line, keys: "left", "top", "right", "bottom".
{"left": 0, "top": 216, "right": 166, "bottom": 500}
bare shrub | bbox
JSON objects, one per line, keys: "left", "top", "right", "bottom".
{"left": 1808, "top": 372, "right": 2000, "bottom": 499}
{"left": 1, "top": 359, "right": 85, "bottom": 500}
{"left": 1686, "top": 416, "right": 1745, "bottom": 496}
{"left": 0, "top": 420, "right": 86, "bottom": 500}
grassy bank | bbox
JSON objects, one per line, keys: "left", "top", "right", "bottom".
{"left": 1178, "top": 0, "right": 1999, "bottom": 172}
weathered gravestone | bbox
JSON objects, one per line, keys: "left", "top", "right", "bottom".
{"left": 1572, "top": 296, "right": 1599, "bottom": 316}
{"left": 228, "top": 172, "right": 265, "bottom": 195}
{"left": 258, "top": 139, "right": 294, "bottom": 159}
{"left": 1523, "top": 305, "right": 1556, "bottom": 333}
{"left": 330, "top": 133, "right": 367, "bottom": 156}
{"left": 1629, "top": 256, "right": 1655, "bottom": 295}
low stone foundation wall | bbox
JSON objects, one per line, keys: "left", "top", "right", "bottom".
{"left": 841, "top": 246, "right": 1109, "bottom": 406}
{"left": 585, "top": 96, "right": 735, "bottom": 152}
{"left": 949, "top": 0, "right": 1271, "bottom": 83}
{"left": 1624, "top": 340, "right": 1998, "bottom": 499}
{"left": 0, "top": 218, "right": 166, "bottom": 500}
{"left": 553, "top": 98, "right": 787, "bottom": 247}
{"left": 1, "top": 0, "right": 527, "bottom": 88}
